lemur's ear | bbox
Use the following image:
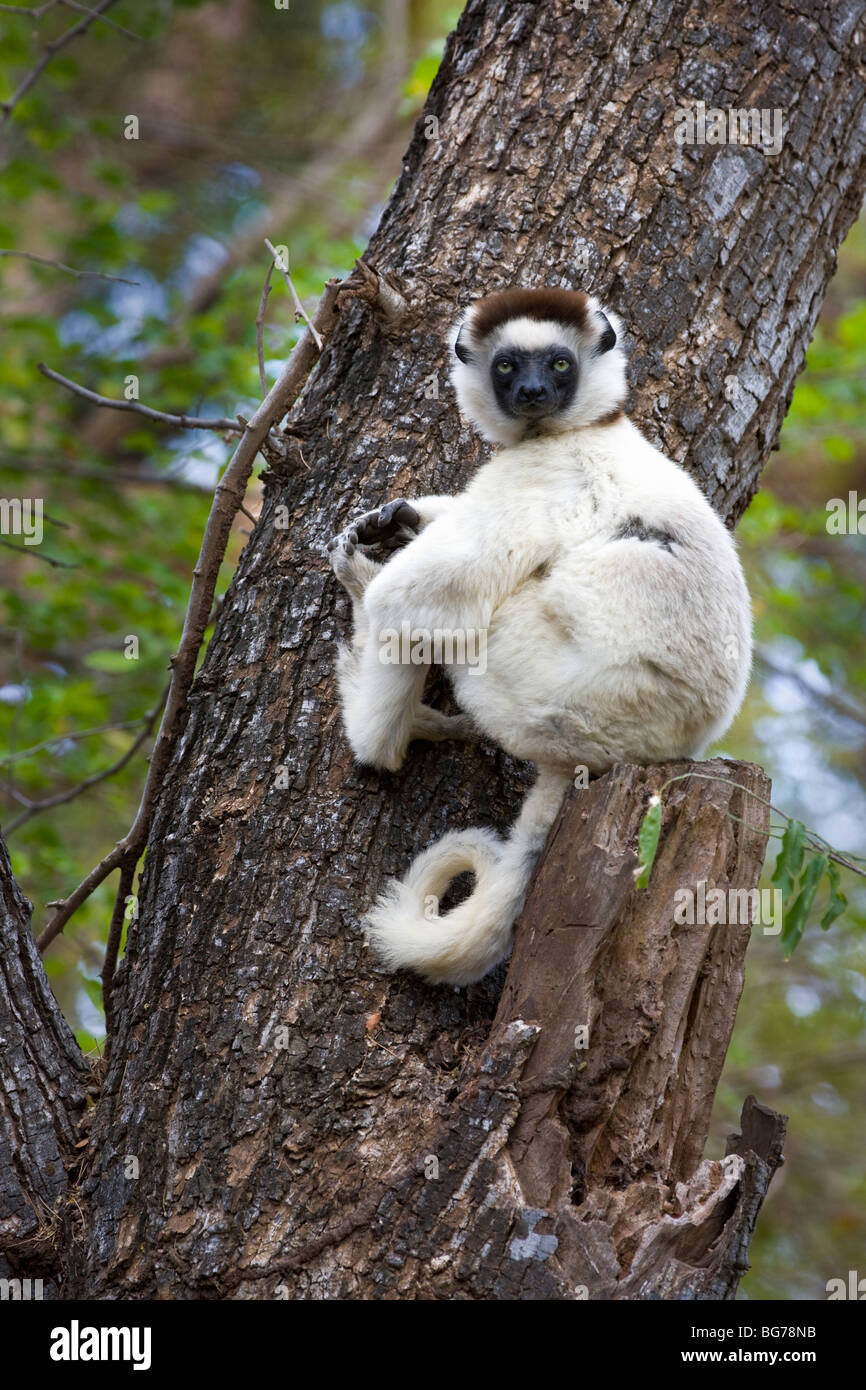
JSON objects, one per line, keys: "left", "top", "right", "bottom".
{"left": 595, "top": 312, "right": 617, "bottom": 355}
{"left": 454, "top": 326, "right": 472, "bottom": 364}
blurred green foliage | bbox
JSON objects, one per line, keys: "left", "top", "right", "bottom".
{"left": 0, "top": 0, "right": 864, "bottom": 1301}
{"left": 710, "top": 220, "right": 866, "bottom": 1300}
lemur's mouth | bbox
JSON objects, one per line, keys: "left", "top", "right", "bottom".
{"left": 511, "top": 398, "right": 558, "bottom": 420}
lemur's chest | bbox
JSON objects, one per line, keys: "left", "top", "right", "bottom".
{"left": 500, "top": 474, "right": 634, "bottom": 554}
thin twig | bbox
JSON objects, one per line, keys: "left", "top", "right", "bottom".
{"left": 57, "top": 0, "right": 140, "bottom": 41}
{"left": 0, "top": 248, "right": 139, "bottom": 284}
{"left": 37, "top": 363, "right": 243, "bottom": 433}
{"left": 655, "top": 770, "right": 866, "bottom": 882}
{"left": 264, "top": 238, "right": 323, "bottom": 350}
{"left": 0, "top": 2, "right": 60, "bottom": 17}
{"left": 0, "top": 537, "right": 78, "bottom": 567}
{"left": 0, "top": 0, "right": 122, "bottom": 127}
{"left": 0, "top": 716, "right": 145, "bottom": 765}
{"left": 2, "top": 686, "right": 167, "bottom": 834}
{"left": 36, "top": 276, "right": 342, "bottom": 953}
{"left": 100, "top": 856, "right": 135, "bottom": 1049}
{"left": 255, "top": 256, "right": 276, "bottom": 396}
{"left": 1, "top": 453, "right": 207, "bottom": 491}
{"left": 756, "top": 644, "right": 866, "bottom": 730}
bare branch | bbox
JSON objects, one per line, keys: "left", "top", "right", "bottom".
{"left": 0, "top": 716, "right": 146, "bottom": 766}
{"left": 56, "top": 0, "right": 140, "bottom": 42}
{"left": 0, "top": 537, "right": 78, "bottom": 567}
{"left": 0, "top": 0, "right": 124, "bottom": 128}
{"left": 37, "top": 363, "right": 244, "bottom": 433}
{"left": 255, "top": 255, "right": 276, "bottom": 396}
{"left": 264, "top": 238, "right": 323, "bottom": 350}
{"left": 0, "top": 3, "right": 60, "bottom": 15}
{"left": 2, "top": 685, "right": 167, "bottom": 834}
{"left": 0, "top": 248, "right": 139, "bottom": 285}
{"left": 36, "top": 276, "right": 343, "bottom": 952}
{"left": 755, "top": 643, "right": 866, "bottom": 730}
{"left": 1, "top": 452, "right": 208, "bottom": 492}
{"left": 100, "top": 855, "right": 135, "bottom": 1048}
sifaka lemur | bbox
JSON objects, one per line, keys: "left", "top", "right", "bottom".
{"left": 326, "top": 287, "right": 752, "bottom": 986}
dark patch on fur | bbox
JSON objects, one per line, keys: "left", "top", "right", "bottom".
{"left": 594, "top": 408, "right": 626, "bottom": 427}
{"left": 615, "top": 516, "right": 679, "bottom": 553}
{"left": 469, "top": 288, "right": 590, "bottom": 342}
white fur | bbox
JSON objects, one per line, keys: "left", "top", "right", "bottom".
{"left": 327, "top": 298, "right": 753, "bottom": 986}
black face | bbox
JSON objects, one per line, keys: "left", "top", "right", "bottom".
{"left": 489, "top": 345, "right": 578, "bottom": 421}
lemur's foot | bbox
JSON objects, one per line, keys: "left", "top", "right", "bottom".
{"left": 410, "top": 707, "right": 479, "bottom": 744}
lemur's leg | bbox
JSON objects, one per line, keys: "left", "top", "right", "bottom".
{"left": 327, "top": 497, "right": 474, "bottom": 769}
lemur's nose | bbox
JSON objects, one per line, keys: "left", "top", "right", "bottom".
{"left": 517, "top": 382, "right": 548, "bottom": 402}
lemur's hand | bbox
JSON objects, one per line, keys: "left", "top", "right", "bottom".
{"left": 327, "top": 499, "right": 421, "bottom": 556}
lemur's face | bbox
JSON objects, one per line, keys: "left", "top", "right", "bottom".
{"left": 489, "top": 342, "right": 578, "bottom": 423}
{"left": 451, "top": 288, "right": 626, "bottom": 446}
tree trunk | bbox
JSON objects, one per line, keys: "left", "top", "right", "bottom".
{"left": 6, "top": 0, "right": 865, "bottom": 1299}
{"left": 0, "top": 833, "right": 90, "bottom": 1297}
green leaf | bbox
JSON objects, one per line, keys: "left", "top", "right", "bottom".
{"left": 781, "top": 853, "right": 828, "bottom": 958}
{"left": 820, "top": 860, "right": 847, "bottom": 931}
{"left": 634, "top": 796, "right": 662, "bottom": 890}
{"left": 772, "top": 818, "right": 806, "bottom": 899}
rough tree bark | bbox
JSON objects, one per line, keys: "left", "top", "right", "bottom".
{"left": 3, "top": 0, "right": 865, "bottom": 1299}
{"left": 0, "top": 834, "right": 89, "bottom": 1296}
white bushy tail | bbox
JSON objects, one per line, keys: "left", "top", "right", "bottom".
{"left": 364, "top": 767, "right": 571, "bottom": 986}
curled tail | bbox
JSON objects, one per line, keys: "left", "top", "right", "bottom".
{"left": 364, "top": 767, "right": 571, "bottom": 986}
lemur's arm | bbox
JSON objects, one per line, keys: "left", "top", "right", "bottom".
{"left": 361, "top": 496, "right": 549, "bottom": 637}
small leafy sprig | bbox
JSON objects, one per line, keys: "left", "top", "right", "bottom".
{"left": 633, "top": 772, "right": 859, "bottom": 955}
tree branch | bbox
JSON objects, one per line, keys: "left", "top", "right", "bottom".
{"left": 36, "top": 276, "right": 344, "bottom": 952}
{"left": 2, "top": 683, "right": 168, "bottom": 834}
{"left": 255, "top": 254, "right": 276, "bottom": 396}
{"left": 100, "top": 855, "right": 134, "bottom": 1049}
{"left": 0, "top": 0, "right": 124, "bottom": 128}
{"left": 37, "top": 363, "right": 244, "bottom": 433}
{"left": 1, "top": 452, "right": 209, "bottom": 491}
{"left": 755, "top": 643, "right": 866, "bottom": 730}
{"left": 0, "top": 537, "right": 78, "bottom": 567}
{"left": 264, "top": 238, "right": 323, "bottom": 350}
{"left": 0, "top": 248, "right": 139, "bottom": 284}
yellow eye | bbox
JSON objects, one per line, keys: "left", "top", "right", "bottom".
{"left": 553, "top": 357, "right": 571, "bottom": 372}
{"left": 496, "top": 359, "right": 514, "bottom": 375}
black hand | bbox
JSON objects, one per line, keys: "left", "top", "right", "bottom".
{"left": 354, "top": 499, "right": 420, "bottom": 546}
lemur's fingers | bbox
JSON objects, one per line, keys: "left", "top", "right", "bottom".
{"left": 353, "top": 499, "right": 420, "bottom": 546}
{"left": 326, "top": 526, "right": 359, "bottom": 556}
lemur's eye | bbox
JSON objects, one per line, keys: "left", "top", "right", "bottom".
{"left": 552, "top": 357, "right": 572, "bottom": 373}
{"left": 495, "top": 359, "right": 514, "bottom": 375}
